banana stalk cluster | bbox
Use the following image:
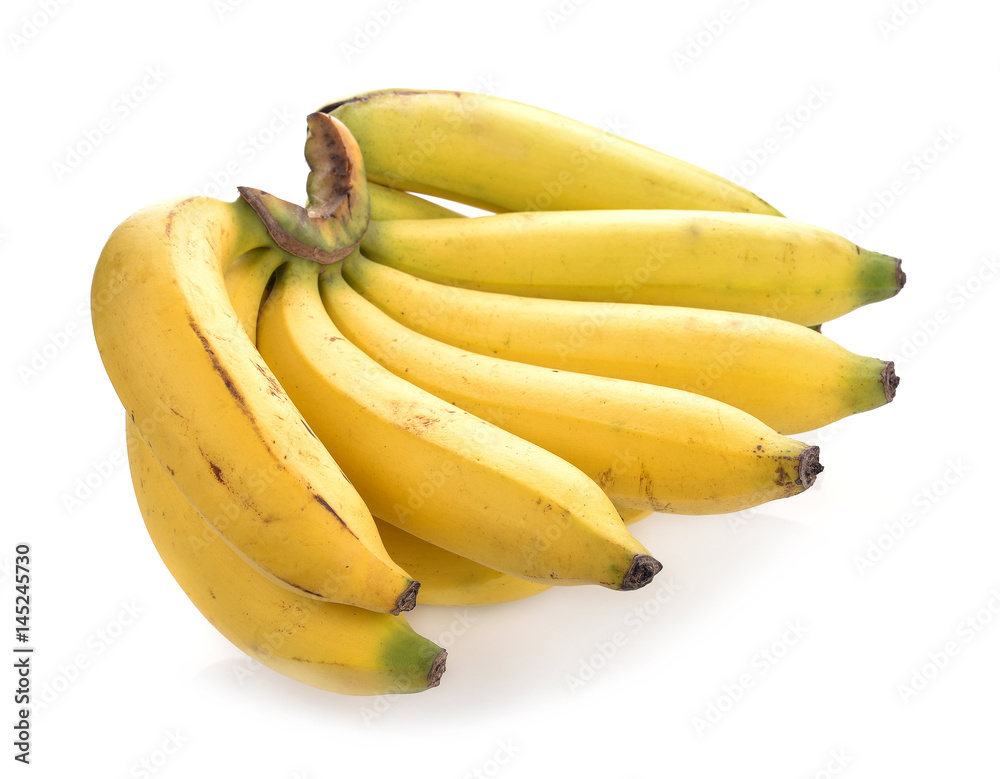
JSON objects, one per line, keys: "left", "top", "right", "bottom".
{"left": 92, "top": 89, "right": 903, "bottom": 697}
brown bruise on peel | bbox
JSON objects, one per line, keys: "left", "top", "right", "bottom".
{"left": 163, "top": 196, "right": 198, "bottom": 238}
{"left": 311, "top": 493, "right": 356, "bottom": 536}
{"left": 188, "top": 314, "right": 253, "bottom": 420}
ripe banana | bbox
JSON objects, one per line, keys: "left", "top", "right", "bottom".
{"left": 341, "top": 253, "right": 898, "bottom": 435}
{"left": 325, "top": 262, "right": 823, "bottom": 515}
{"left": 255, "top": 253, "right": 662, "bottom": 590}
{"left": 372, "top": 505, "right": 653, "bottom": 607}
{"left": 224, "top": 246, "right": 286, "bottom": 343}
{"left": 369, "top": 181, "right": 462, "bottom": 221}
{"left": 321, "top": 88, "right": 781, "bottom": 216}
{"left": 223, "top": 248, "right": 649, "bottom": 605}
{"left": 373, "top": 519, "right": 551, "bottom": 606}
{"left": 91, "top": 196, "right": 417, "bottom": 613}
{"left": 359, "top": 210, "right": 903, "bottom": 327}
{"left": 126, "top": 419, "right": 446, "bottom": 695}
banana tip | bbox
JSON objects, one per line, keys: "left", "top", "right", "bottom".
{"left": 620, "top": 554, "right": 663, "bottom": 591}
{"left": 895, "top": 258, "right": 906, "bottom": 293}
{"left": 427, "top": 649, "right": 447, "bottom": 689}
{"left": 798, "top": 446, "right": 823, "bottom": 489}
{"left": 392, "top": 580, "right": 421, "bottom": 614}
{"left": 882, "top": 361, "right": 900, "bottom": 403}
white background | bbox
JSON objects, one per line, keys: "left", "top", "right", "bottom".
{"left": 4, "top": 0, "right": 999, "bottom": 776}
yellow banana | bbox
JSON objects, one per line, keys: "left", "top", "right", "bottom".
{"left": 359, "top": 210, "right": 903, "bottom": 327}
{"left": 222, "top": 246, "right": 651, "bottom": 606}
{"left": 373, "top": 519, "right": 551, "bottom": 606}
{"left": 91, "top": 196, "right": 416, "bottom": 613}
{"left": 324, "top": 264, "right": 822, "bottom": 515}
{"left": 223, "top": 246, "right": 286, "bottom": 343}
{"left": 126, "top": 419, "right": 445, "bottom": 695}
{"left": 341, "top": 253, "right": 898, "bottom": 435}
{"left": 254, "top": 253, "right": 662, "bottom": 590}
{"left": 321, "top": 88, "right": 781, "bottom": 216}
{"left": 373, "top": 508, "right": 653, "bottom": 607}
{"left": 369, "top": 181, "right": 462, "bottom": 220}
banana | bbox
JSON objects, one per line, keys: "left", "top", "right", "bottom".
{"left": 224, "top": 246, "right": 286, "bottom": 343}
{"left": 324, "top": 263, "right": 823, "bottom": 515}
{"left": 222, "top": 246, "right": 649, "bottom": 606}
{"left": 373, "top": 507, "right": 654, "bottom": 607}
{"left": 373, "top": 519, "right": 551, "bottom": 606}
{"left": 91, "top": 196, "right": 417, "bottom": 613}
{"left": 341, "top": 253, "right": 898, "bottom": 435}
{"left": 369, "top": 181, "right": 462, "bottom": 221}
{"left": 321, "top": 88, "right": 781, "bottom": 216}
{"left": 254, "top": 253, "right": 662, "bottom": 590}
{"left": 359, "top": 210, "right": 904, "bottom": 327}
{"left": 126, "top": 418, "right": 446, "bottom": 695}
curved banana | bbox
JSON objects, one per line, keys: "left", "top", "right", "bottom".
{"left": 373, "top": 519, "right": 551, "bottom": 606}
{"left": 324, "top": 265, "right": 823, "bottom": 515}
{"left": 126, "top": 420, "right": 446, "bottom": 695}
{"left": 321, "top": 88, "right": 781, "bottom": 216}
{"left": 359, "top": 210, "right": 904, "bottom": 327}
{"left": 369, "top": 181, "right": 462, "bottom": 221}
{"left": 224, "top": 247, "right": 286, "bottom": 343}
{"left": 254, "top": 254, "right": 661, "bottom": 591}
{"left": 91, "top": 196, "right": 416, "bottom": 613}
{"left": 341, "top": 253, "right": 898, "bottom": 435}
{"left": 223, "top": 248, "right": 653, "bottom": 606}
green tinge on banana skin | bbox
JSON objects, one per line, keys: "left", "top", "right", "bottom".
{"left": 857, "top": 249, "right": 906, "bottom": 304}
{"left": 380, "top": 629, "right": 447, "bottom": 692}
{"left": 843, "top": 357, "right": 899, "bottom": 414}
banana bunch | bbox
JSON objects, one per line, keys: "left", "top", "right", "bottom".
{"left": 92, "top": 89, "right": 903, "bottom": 697}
